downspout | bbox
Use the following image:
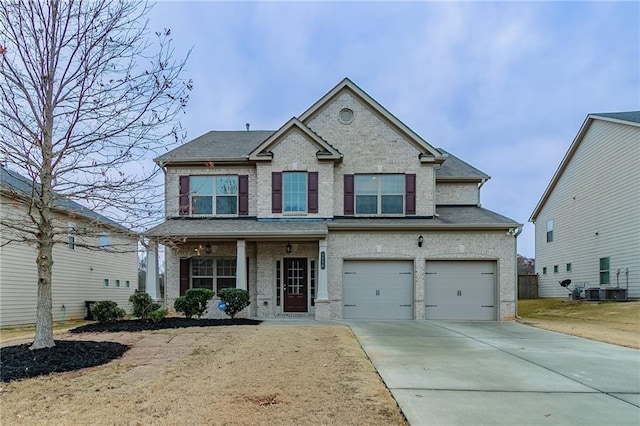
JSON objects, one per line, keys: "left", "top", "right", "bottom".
{"left": 510, "top": 225, "right": 523, "bottom": 319}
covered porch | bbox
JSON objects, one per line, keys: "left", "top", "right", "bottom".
{"left": 145, "top": 220, "right": 331, "bottom": 319}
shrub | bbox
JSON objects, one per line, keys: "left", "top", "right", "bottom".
{"left": 218, "top": 288, "right": 251, "bottom": 319}
{"left": 149, "top": 308, "right": 168, "bottom": 323}
{"left": 174, "top": 288, "right": 215, "bottom": 319}
{"left": 129, "top": 291, "right": 160, "bottom": 321}
{"left": 92, "top": 300, "right": 126, "bottom": 323}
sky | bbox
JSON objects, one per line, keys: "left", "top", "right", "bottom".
{"left": 146, "top": 1, "right": 639, "bottom": 258}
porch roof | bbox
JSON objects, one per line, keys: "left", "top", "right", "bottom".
{"left": 145, "top": 207, "right": 520, "bottom": 241}
{"left": 145, "top": 219, "right": 329, "bottom": 240}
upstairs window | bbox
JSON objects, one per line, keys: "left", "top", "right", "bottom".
{"left": 546, "top": 220, "right": 554, "bottom": 242}
{"left": 190, "top": 175, "right": 238, "bottom": 216}
{"left": 98, "top": 233, "right": 111, "bottom": 250}
{"left": 355, "top": 174, "right": 404, "bottom": 215}
{"left": 67, "top": 221, "right": 76, "bottom": 250}
{"left": 283, "top": 172, "right": 307, "bottom": 213}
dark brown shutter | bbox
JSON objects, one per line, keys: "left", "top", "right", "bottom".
{"left": 308, "top": 172, "right": 318, "bottom": 214}
{"left": 238, "top": 175, "right": 249, "bottom": 216}
{"left": 344, "top": 174, "right": 354, "bottom": 215}
{"left": 272, "top": 172, "right": 282, "bottom": 213}
{"left": 405, "top": 174, "right": 416, "bottom": 215}
{"left": 179, "top": 259, "right": 190, "bottom": 296}
{"left": 179, "top": 176, "right": 190, "bottom": 216}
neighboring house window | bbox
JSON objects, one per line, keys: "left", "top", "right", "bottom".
{"left": 271, "top": 172, "right": 318, "bottom": 214}
{"left": 546, "top": 220, "right": 553, "bottom": 242}
{"left": 115, "top": 279, "right": 120, "bottom": 288}
{"left": 68, "top": 221, "right": 76, "bottom": 250}
{"left": 553, "top": 265, "right": 558, "bottom": 273}
{"left": 104, "top": 279, "right": 109, "bottom": 287}
{"left": 355, "top": 174, "right": 404, "bottom": 215}
{"left": 98, "top": 234, "right": 111, "bottom": 250}
{"left": 125, "top": 280, "right": 130, "bottom": 288}
{"left": 283, "top": 172, "right": 307, "bottom": 213}
{"left": 566, "top": 263, "right": 572, "bottom": 272}
{"left": 599, "top": 257, "right": 610, "bottom": 286}
{"left": 190, "top": 175, "right": 238, "bottom": 215}
{"left": 542, "top": 267, "right": 547, "bottom": 275}
{"left": 190, "top": 257, "right": 237, "bottom": 292}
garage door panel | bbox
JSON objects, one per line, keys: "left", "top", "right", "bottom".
{"left": 343, "top": 261, "right": 414, "bottom": 320}
{"left": 425, "top": 261, "right": 496, "bottom": 320}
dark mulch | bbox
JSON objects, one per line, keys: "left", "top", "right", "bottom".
{"left": 1, "top": 340, "right": 130, "bottom": 383}
{"left": 1, "top": 318, "right": 262, "bottom": 383}
{"left": 69, "top": 317, "right": 262, "bottom": 333}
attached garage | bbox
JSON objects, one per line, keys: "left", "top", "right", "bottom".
{"left": 343, "top": 260, "right": 414, "bottom": 319}
{"left": 424, "top": 260, "right": 496, "bottom": 320}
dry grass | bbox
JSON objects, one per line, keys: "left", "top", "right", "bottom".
{"left": 0, "top": 325, "right": 406, "bottom": 425}
{"left": 518, "top": 298, "right": 640, "bottom": 349}
{"left": 0, "top": 320, "right": 88, "bottom": 344}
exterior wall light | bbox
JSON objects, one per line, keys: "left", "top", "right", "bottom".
{"left": 286, "top": 242, "right": 292, "bottom": 254}
{"left": 205, "top": 243, "right": 212, "bottom": 254}
{"left": 418, "top": 235, "right": 424, "bottom": 247}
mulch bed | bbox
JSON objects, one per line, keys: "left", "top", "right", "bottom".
{"left": 1, "top": 318, "right": 262, "bottom": 383}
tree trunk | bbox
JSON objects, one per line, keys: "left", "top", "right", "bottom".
{"left": 30, "top": 238, "right": 55, "bottom": 349}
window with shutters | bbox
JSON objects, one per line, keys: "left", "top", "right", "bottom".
{"left": 355, "top": 174, "right": 404, "bottom": 215}
{"left": 283, "top": 172, "right": 307, "bottom": 213}
{"left": 190, "top": 175, "right": 238, "bottom": 216}
{"left": 272, "top": 171, "right": 318, "bottom": 214}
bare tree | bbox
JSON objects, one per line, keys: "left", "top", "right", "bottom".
{"left": 0, "top": 0, "right": 191, "bottom": 349}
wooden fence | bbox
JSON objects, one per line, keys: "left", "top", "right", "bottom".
{"left": 518, "top": 274, "right": 539, "bottom": 299}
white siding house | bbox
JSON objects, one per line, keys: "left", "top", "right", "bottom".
{"left": 530, "top": 112, "right": 640, "bottom": 299}
{"left": 0, "top": 167, "right": 139, "bottom": 327}
{"left": 147, "top": 78, "right": 522, "bottom": 321}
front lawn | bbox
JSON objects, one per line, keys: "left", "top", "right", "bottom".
{"left": 518, "top": 298, "right": 640, "bottom": 349}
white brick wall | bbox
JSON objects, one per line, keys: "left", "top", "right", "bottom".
{"left": 436, "top": 183, "right": 480, "bottom": 205}
{"left": 305, "top": 92, "right": 436, "bottom": 216}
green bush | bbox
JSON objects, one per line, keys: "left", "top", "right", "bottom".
{"left": 174, "top": 288, "right": 215, "bottom": 319}
{"left": 92, "top": 300, "right": 126, "bottom": 323}
{"left": 129, "top": 291, "right": 160, "bottom": 320}
{"left": 149, "top": 308, "right": 168, "bottom": 323}
{"left": 218, "top": 288, "right": 251, "bottom": 319}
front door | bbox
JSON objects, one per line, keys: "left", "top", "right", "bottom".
{"left": 284, "top": 258, "right": 308, "bottom": 312}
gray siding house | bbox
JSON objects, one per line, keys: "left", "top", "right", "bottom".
{"left": 0, "top": 167, "right": 139, "bottom": 327}
{"left": 530, "top": 112, "right": 640, "bottom": 299}
{"left": 147, "top": 78, "right": 521, "bottom": 321}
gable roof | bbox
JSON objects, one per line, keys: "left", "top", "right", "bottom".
{"left": 529, "top": 111, "right": 640, "bottom": 222}
{"left": 0, "top": 166, "right": 130, "bottom": 232}
{"left": 248, "top": 118, "right": 342, "bottom": 161}
{"left": 436, "top": 148, "right": 490, "bottom": 182}
{"left": 298, "top": 78, "right": 447, "bottom": 164}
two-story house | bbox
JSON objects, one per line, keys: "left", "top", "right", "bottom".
{"left": 530, "top": 111, "right": 639, "bottom": 299}
{"left": 146, "top": 78, "right": 521, "bottom": 321}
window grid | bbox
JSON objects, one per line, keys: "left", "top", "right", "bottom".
{"left": 310, "top": 260, "right": 316, "bottom": 307}
{"left": 190, "top": 175, "right": 238, "bottom": 216}
{"left": 355, "top": 174, "right": 404, "bottom": 215}
{"left": 599, "top": 257, "right": 610, "bottom": 286}
{"left": 283, "top": 172, "right": 307, "bottom": 213}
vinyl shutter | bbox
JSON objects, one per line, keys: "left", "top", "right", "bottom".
{"left": 405, "top": 174, "right": 416, "bottom": 215}
{"left": 308, "top": 172, "right": 318, "bottom": 213}
{"left": 179, "top": 176, "right": 190, "bottom": 216}
{"left": 344, "top": 174, "right": 354, "bottom": 215}
{"left": 272, "top": 172, "right": 282, "bottom": 213}
{"left": 238, "top": 175, "right": 249, "bottom": 216}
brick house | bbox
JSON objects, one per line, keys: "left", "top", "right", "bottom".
{"left": 146, "top": 78, "right": 521, "bottom": 321}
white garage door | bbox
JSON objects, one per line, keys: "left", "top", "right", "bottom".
{"left": 343, "top": 261, "right": 414, "bottom": 320}
{"left": 425, "top": 260, "right": 496, "bottom": 320}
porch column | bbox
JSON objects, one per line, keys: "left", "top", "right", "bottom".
{"left": 236, "top": 239, "right": 247, "bottom": 290}
{"left": 145, "top": 240, "right": 160, "bottom": 301}
{"left": 317, "top": 239, "right": 329, "bottom": 300}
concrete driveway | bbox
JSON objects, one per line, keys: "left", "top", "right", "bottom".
{"left": 348, "top": 321, "right": 640, "bottom": 426}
